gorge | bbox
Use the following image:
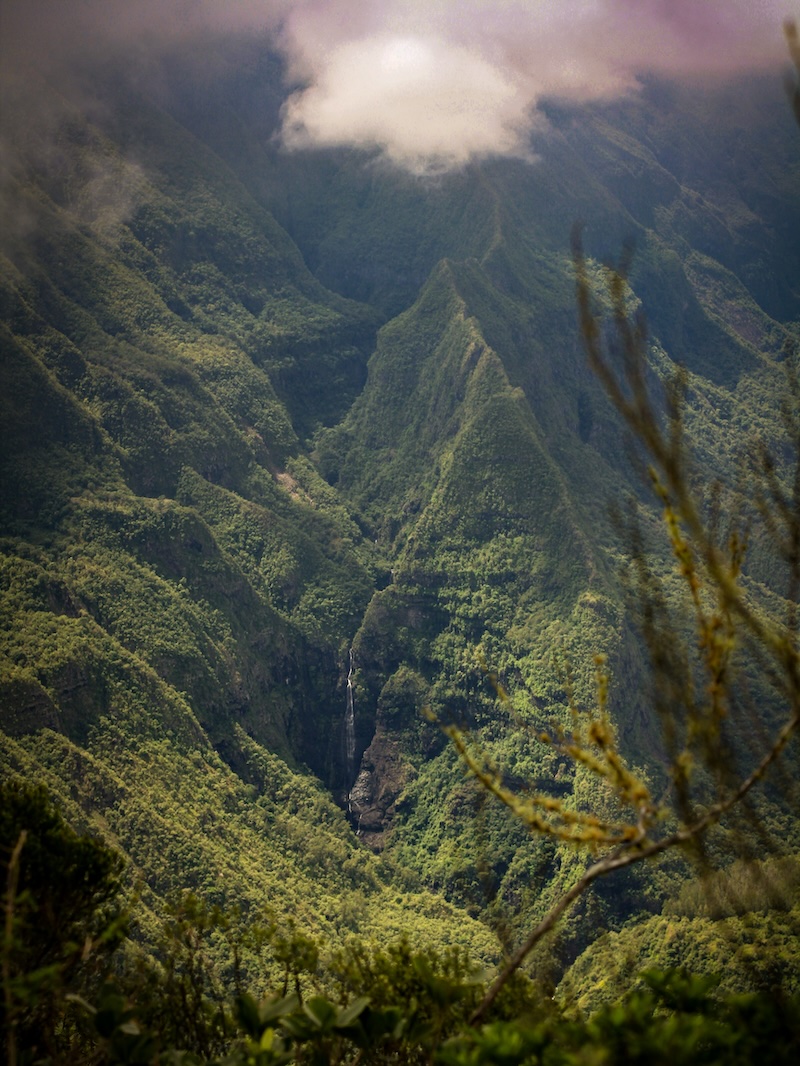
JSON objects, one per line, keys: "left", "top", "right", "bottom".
{"left": 1, "top": 7, "right": 800, "bottom": 1041}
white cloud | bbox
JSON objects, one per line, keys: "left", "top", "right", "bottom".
{"left": 275, "top": 0, "right": 795, "bottom": 171}
{"left": 1, "top": 1, "right": 795, "bottom": 173}
{"left": 280, "top": 32, "right": 535, "bottom": 172}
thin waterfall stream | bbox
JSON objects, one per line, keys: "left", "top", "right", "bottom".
{"left": 344, "top": 648, "right": 356, "bottom": 812}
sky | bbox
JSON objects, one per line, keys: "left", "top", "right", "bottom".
{"left": 1, "top": 1, "right": 797, "bottom": 173}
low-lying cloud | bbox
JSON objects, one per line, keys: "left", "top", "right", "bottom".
{"left": 279, "top": 32, "right": 535, "bottom": 171}
{"left": 277, "top": 0, "right": 796, "bottom": 171}
{"left": 2, "top": 1, "right": 796, "bottom": 173}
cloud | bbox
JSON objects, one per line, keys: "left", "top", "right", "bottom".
{"left": 277, "top": 1, "right": 795, "bottom": 170}
{"left": 279, "top": 32, "right": 535, "bottom": 172}
{"left": 1, "top": 1, "right": 796, "bottom": 174}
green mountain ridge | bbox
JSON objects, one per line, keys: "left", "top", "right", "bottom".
{"left": 1, "top": 47, "right": 799, "bottom": 997}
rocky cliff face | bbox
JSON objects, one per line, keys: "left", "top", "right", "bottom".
{"left": 347, "top": 663, "right": 440, "bottom": 849}
{"left": 348, "top": 734, "right": 409, "bottom": 848}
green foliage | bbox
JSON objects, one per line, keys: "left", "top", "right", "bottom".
{"left": 665, "top": 855, "right": 800, "bottom": 920}
{"left": 1, "top": 780, "right": 127, "bottom": 1062}
{"left": 3, "top": 34, "right": 800, "bottom": 1050}
{"left": 1, "top": 782, "right": 798, "bottom": 1063}
{"left": 560, "top": 903, "right": 800, "bottom": 1014}
{"left": 0, "top": 722, "right": 500, "bottom": 998}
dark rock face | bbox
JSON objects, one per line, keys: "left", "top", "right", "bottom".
{"left": 346, "top": 664, "right": 434, "bottom": 848}
{"left": 348, "top": 729, "right": 412, "bottom": 849}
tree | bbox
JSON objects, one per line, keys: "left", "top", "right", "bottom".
{"left": 446, "top": 31, "right": 800, "bottom": 1022}
{"left": 1, "top": 781, "right": 126, "bottom": 1063}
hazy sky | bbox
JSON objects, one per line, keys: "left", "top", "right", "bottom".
{"left": 2, "top": 1, "right": 797, "bottom": 172}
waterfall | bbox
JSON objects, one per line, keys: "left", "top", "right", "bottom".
{"left": 344, "top": 648, "right": 356, "bottom": 809}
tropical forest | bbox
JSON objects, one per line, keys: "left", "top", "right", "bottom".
{"left": 1, "top": 2, "right": 800, "bottom": 1063}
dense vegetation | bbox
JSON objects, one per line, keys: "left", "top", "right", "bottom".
{"left": 4, "top": 782, "right": 799, "bottom": 1063}
{"left": 2, "top": 31, "right": 800, "bottom": 1062}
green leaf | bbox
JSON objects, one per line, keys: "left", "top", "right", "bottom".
{"left": 302, "top": 995, "right": 339, "bottom": 1030}
{"left": 235, "top": 993, "right": 262, "bottom": 1036}
{"left": 335, "top": 995, "right": 371, "bottom": 1028}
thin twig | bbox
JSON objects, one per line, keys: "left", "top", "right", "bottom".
{"left": 3, "top": 830, "right": 27, "bottom": 1066}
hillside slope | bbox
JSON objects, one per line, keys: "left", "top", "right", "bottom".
{"left": 1, "top": 49, "right": 799, "bottom": 981}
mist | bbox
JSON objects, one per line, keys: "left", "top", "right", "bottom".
{"left": 1, "top": 0, "right": 796, "bottom": 173}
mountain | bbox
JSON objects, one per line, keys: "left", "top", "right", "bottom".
{"left": 1, "top": 41, "right": 799, "bottom": 989}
